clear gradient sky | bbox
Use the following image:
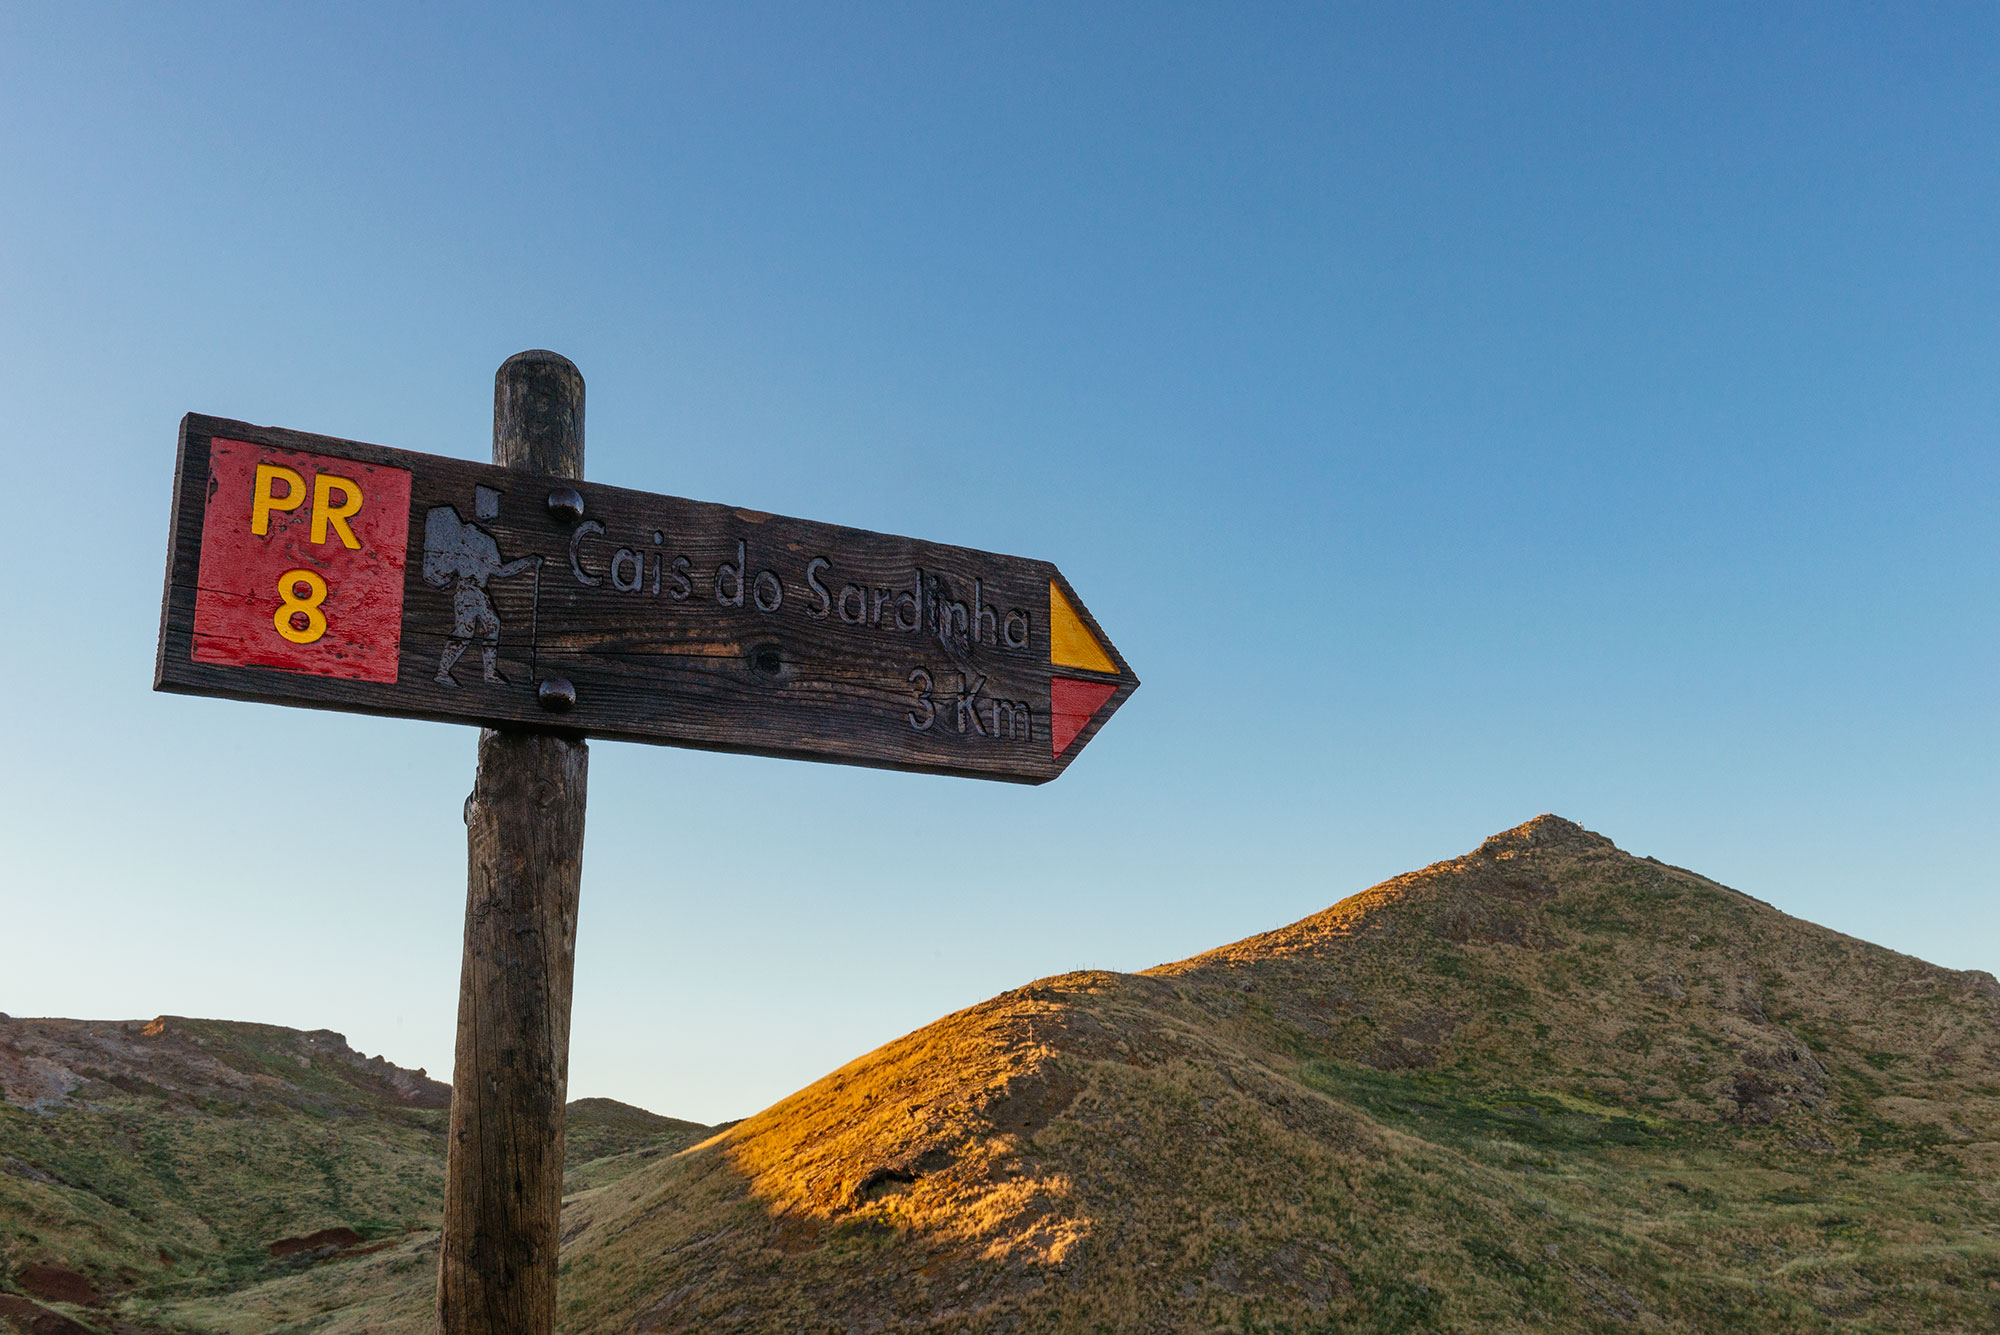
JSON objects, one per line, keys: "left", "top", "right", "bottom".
{"left": 1, "top": 4, "right": 1994, "bottom": 1124}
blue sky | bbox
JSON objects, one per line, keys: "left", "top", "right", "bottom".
{"left": 1, "top": 4, "right": 1994, "bottom": 1123}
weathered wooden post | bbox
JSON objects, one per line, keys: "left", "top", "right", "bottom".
{"left": 436, "top": 351, "right": 590, "bottom": 1335}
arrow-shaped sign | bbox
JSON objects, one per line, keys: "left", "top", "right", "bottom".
{"left": 155, "top": 414, "right": 1138, "bottom": 782}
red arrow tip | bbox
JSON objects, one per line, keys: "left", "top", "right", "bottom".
{"left": 1050, "top": 676, "right": 1119, "bottom": 757}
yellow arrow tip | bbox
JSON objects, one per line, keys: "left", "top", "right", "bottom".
{"left": 1049, "top": 580, "right": 1117, "bottom": 673}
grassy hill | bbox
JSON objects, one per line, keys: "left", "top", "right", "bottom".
{"left": 0, "top": 1017, "right": 710, "bottom": 1334}
{"left": 551, "top": 816, "right": 2000, "bottom": 1333}
{"left": 8, "top": 815, "right": 1999, "bottom": 1333}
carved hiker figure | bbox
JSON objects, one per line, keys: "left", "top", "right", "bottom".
{"left": 423, "top": 485, "right": 541, "bottom": 686}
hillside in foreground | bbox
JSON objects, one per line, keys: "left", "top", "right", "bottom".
{"left": 557, "top": 816, "right": 2000, "bottom": 1333}
{"left": 8, "top": 815, "right": 2000, "bottom": 1333}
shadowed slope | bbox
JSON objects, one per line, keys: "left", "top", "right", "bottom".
{"left": 0, "top": 1017, "right": 711, "bottom": 1335}
{"left": 0, "top": 1014, "right": 453, "bottom": 1319}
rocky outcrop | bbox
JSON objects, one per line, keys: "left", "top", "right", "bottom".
{"left": 0, "top": 1015, "right": 448, "bottom": 1115}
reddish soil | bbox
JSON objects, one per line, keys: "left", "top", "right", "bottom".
{"left": 0, "top": 1293, "right": 95, "bottom": 1335}
{"left": 13, "top": 1263, "right": 102, "bottom": 1306}
{"left": 267, "top": 1226, "right": 365, "bottom": 1258}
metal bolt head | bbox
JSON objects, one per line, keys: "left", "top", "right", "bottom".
{"left": 546, "top": 487, "right": 585, "bottom": 523}
{"left": 537, "top": 677, "right": 577, "bottom": 713}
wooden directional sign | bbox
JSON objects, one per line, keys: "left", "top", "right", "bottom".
{"left": 155, "top": 413, "right": 1138, "bottom": 782}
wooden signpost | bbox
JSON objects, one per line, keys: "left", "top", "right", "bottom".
{"left": 156, "top": 415, "right": 1136, "bottom": 781}
{"left": 152, "top": 352, "right": 1137, "bottom": 1334}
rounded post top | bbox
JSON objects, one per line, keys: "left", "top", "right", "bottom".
{"left": 493, "top": 351, "right": 584, "bottom": 479}
{"left": 499, "top": 349, "right": 582, "bottom": 378}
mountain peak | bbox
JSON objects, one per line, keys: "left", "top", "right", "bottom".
{"left": 534, "top": 820, "right": 2000, "bottom": 1333}
{"left": 1475, "top": 812, "right": 1615, "bottom": 856}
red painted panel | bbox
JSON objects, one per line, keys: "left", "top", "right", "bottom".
{"left": 1050, "top": 675, "right": 1118, "bottom": 757}
{"left": 191, "top": 439, "right": 411, "bottom": 682}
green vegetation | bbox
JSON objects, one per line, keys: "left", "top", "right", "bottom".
{"left": 1294, "top": 1061, "right": 1667, "bottom": 1151}
{"left": 7, "top": 816, "right": 2000, "bottom": 1332}
{"left": 0, "top": 1018, "right": 708, "bottom": 1335}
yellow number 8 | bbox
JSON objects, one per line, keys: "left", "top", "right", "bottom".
{"left": 274, "top": 569, "right": 329, "bottom": 644}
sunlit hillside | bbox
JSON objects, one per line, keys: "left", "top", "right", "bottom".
{"left": 7, "top": 817, "right": 1999, "bottom": 1334}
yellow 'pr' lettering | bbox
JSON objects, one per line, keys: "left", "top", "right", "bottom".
{"left": 251, "top": 464, "right": 306, "bottom": 535}
{"left": 312, "top": 473, "right": 364, "bottom": 549}
{"left": 274, "top": 569, "right": 329, "bottom": 644}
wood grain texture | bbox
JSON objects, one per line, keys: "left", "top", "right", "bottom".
{"left": 437, "top": 728, "right": 588, "bottom": 1335}
{"left": 436, "top": 352, "right": 590, "bottom": 1335}
{"left": 155, "top": 411, "right": 1139, "bottom": 782}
